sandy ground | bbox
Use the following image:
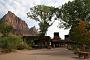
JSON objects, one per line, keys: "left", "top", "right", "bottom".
{"left": 0, "top": 48, "right": 89, "bottom": 60}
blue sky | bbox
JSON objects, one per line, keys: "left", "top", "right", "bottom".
{"left": 0, "top": 0, "right": 73, "bottom": 39}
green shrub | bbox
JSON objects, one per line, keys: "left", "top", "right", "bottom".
{"left": 0, "top": 36, "right": 32, "bottom": 53}
{"left": 0, "top": 36, "right": 24, "bottom": 52}
{"left": 17, "top": 41, "right": 30, "bottom": 50}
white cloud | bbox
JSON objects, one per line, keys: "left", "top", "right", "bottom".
{"left": 46, "top": 20, "right": 70, "bottom": 39}
{"left": 40, "top": 0, "right": 73, "bottom": 7}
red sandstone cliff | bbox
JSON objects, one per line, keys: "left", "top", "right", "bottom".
{"left": 1, "top": 11, "right": 38, "bottom": 36}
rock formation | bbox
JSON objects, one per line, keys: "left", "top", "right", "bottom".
{"left": 1, "top": 11, "right": 38, "bottom": 36}
{"left": 29, "top": 26, "right": 38, "bottom": 36}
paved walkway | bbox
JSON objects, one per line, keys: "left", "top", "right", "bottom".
{"left": 0, "top": 48, "right": 89, "bottom": 60}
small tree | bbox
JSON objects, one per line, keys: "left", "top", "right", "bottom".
{"left": 0, "top": 20, "right": 13, "bottom": 36}
{"left": 70, "top": 20, "right": 90, "bottom": 50}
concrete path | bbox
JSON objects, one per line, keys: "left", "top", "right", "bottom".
{"left": 0, "top": 48, "right": 89, "bottom": 60}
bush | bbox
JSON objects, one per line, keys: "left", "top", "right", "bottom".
{"left": 0, "top": 36, "right": 25, "bottom": 52}
{"left": 17, "top": 41, "right": 30, "bottom": 50}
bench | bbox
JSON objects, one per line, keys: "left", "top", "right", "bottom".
{"left": 78, "top": 51, "right": 90, "bottom": 59}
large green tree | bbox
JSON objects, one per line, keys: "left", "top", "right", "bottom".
{"left": 58, "top": 0, "right": 90, "bottom": 28}
{"left": 57, "top": 0, "right": 90, "bottom": 35}
{"left": 57, "top": 0, "right": 90, "bottom": 48}
{"left": 27, "top": 5, "right": 57, "bottom": 36}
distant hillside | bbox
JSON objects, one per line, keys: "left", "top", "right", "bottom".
{"left": 1, "top": 11, "right": 38, "bottom": 36}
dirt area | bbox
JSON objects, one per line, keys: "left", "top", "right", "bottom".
{"left": 0, "top": 48, "right": 89, "bottom": 60}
